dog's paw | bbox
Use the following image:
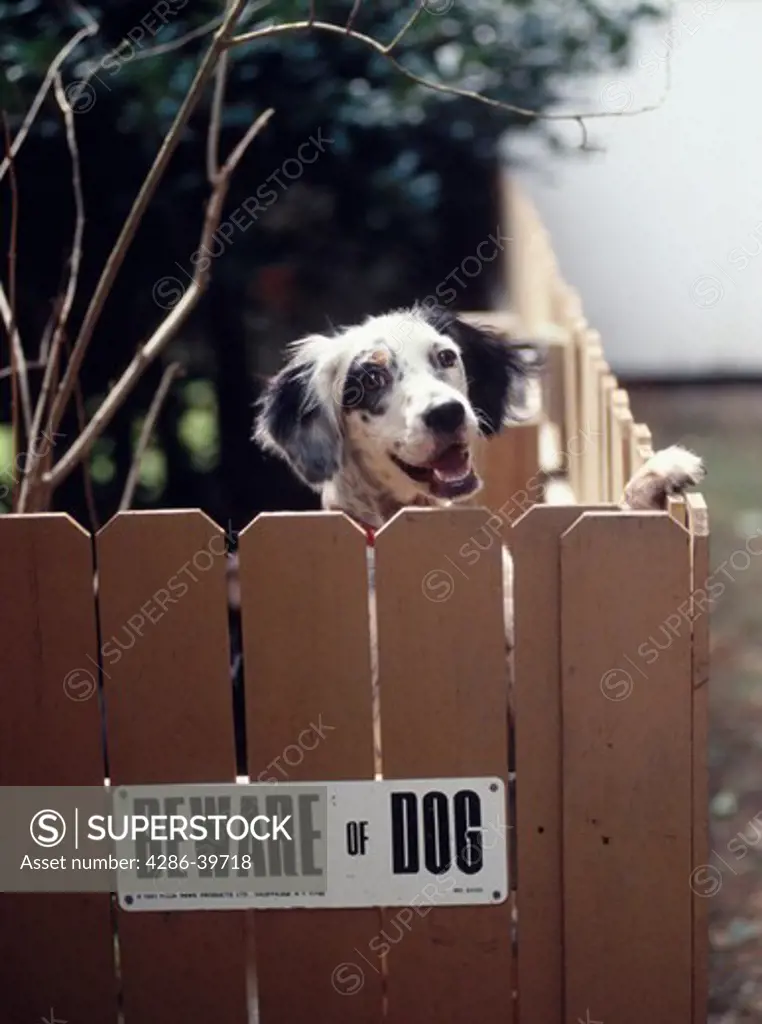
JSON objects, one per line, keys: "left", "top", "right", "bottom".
{"left": 644, "top": 445, "right": 706, "bottom": 490}
{"left": 621, "top": 445, "right": 705, "bottom": 510}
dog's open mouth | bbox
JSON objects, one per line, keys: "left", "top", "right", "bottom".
{"left": 391, "top": 444, "right": 479, "bottom": 500}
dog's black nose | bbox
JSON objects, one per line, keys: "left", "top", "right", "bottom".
{"left": 423, "top": 400, "right": 466, "bottom": 434}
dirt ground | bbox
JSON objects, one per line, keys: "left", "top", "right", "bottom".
{"left": 629, "top": 384, "right": 762, "bottom": 1023}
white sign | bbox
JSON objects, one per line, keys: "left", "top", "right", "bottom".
{"left": 116, "top": 777, "right": 508, "bottom": 911}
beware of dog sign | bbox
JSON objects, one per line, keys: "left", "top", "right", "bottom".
{"left": 114, "top": 777, "right": 508, "bottom": 911}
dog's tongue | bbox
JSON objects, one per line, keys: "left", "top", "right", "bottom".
{"left": 431, "top": 445, "right": 470, "bottom": 480}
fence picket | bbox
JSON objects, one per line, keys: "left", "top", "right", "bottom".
{"left": 512, "top": 504, "right": 614, "bottom": 1024}
{"left": 561, "top": 513, "right": 693, "bottom": 1022}
{"left": 600, "top": 374, "right": 617, "bottom": 501}
{"left": 238, "top": 511, "right": 383, "bottom": 1024}
{"left": 96, "top": 510, "right": 247, "bottom": 1024}
{"left": 476, "top": 423, "right": 541, "bottom": 524}
{"left": 687, "top": 495, "right": 710, "bottom": 1024}
{"left": 611, "top": 390, "right": 631, "bottom": 500}
{"left": 631, "top": 422, "right": 654, "bottom": 473}
{"left": 375, "top": 508, "right": 513, "bottom": 1024}
{"left": 0, "top": 514, "right": 118, "bottom": 1024}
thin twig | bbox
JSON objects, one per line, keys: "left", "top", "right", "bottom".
{"left": 208, "top": 0, "right": 273, "bottom": 181}
{"left": 119, "top": 362, "right": 183, "bottom": 511}
{"left": 44, "top": 108, "right": 274, "bottom": 490}
{"left": 15, "top": 314, "right": 68, "bottom": 511}
{"left": 44, "top": 0, "right": 248, "bottom": 444}
{"left": 308, "top": 0, "right": 316, "bottom": 27}
{"left": 229, "top": 18, "right": 668, "bottom": 125}
{"left": 576, "top": 116, "right": 590, "bottom": 152}
{"left": 1, "top": 114, "right": 33, "bottom": 454}
{"left": 384, "top": 2, "right": 425, "bottom": 55}
{"left": 38, "top": 295, "right": 62, "bottom": 363}
{"left": 75, "top": 0, "right": 271, "bottom": 87}
{"left": 222, "top": 106, "right": 274, "bottom": 174}
{"left": 64, "top": 334, "right": 100, "bottom": 532}
{"left": 115, "top": 11, "right": 228, "bottom": 63}
{"left": 93, "top": 0, "right": 272, "bottom": 71}
{"left": 74, "top": 12, "right": 225, "bottom": 93}
{"left": 51, "top": 72, "right": 85, "bottom": 384}
{"left": 0, "top": 360, "right": 47, "bottom": 382}
{"left": 208, "top": 52, "right": 229, "bottom": 180}
{"left": 0, "top": 5, "right": 98, "bottom": 186}
{"left": 345, "top": 0, "right": 362, "bottom": 31}
{"left": 17, "top": 73, "right": 87, "bottom": 510}
{"left": 207, "top": 2, "right": 233, "bottom": 184}
{"left": 0, "top": 287, "right": 33, "bottom": 440}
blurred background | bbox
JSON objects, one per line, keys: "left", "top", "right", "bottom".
{"left": 1, "top": 1, "right": 760, "bottom": 1020}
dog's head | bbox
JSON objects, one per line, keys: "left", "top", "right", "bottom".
{"left": 254, "top": 306, "right": 540, "bottom": 507}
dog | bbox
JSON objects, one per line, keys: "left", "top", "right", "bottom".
{"left": 253, "top": 305, "right": 704, "bottom": 730}
{"left": 254, "top": 306, "right": 546, "bottom": 524}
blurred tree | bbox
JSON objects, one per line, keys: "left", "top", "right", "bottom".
{"left": 0, "top": 0, "right": 663, "bottom": 525}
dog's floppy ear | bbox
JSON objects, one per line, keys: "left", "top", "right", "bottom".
{"left": 253, "top": 339, "right": 342, "bottom": 488}
{"left": 433, "top": 310, "right": 542, "bottom": 434}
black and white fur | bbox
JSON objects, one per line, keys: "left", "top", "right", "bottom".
{"left": 255, "top": 306, "right": 543, "bottom": 526}
{"left": 254, "top": 305, "right": 705, "bottom": 651}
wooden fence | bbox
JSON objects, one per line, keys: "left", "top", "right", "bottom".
{"left": 0, "top": 184, "right": 708, "bottom": 1024}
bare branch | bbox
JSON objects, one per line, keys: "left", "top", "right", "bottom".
{"left": 15, "top": 319, "right": 68, "bottom": 511}
{"left": 384, "top": 3, "right": 425, "bottom": 55}
{"left": 345, "top": 0, "right": 362, "bottom": 32}
{"left": 0, "top": 360, "right": 46, "bottom": 382}
{"left": 207, "top": 38, "right": 231, "bottom": 182}
{"left": 208, "top": 50, "right": 229, "bottom": 181}
{"left": 0, "top": 286, "right": 32, "bottom": 439}
{"left": 17, "top": 73, "right": 87, "bottom": 510}
{"left": 576, "top": 116, "right": 590, "bottom": 151}
{"left": 88, "top": 0, "right": 271, "bottom": 70}
{"left": 0, "top": 115, "right": 33, "bottom": 445}
{"left": 0, "top": 5, "right": 98, "bottom": 186}
{"left": 38, "top": 295, "right": 62, "bottom": 363}
{"left": 44, "top": 0, "right": 249, "bottom": 444}
{"left": 229, "top": 18, "right": 667, "bottom": 125}
{"left": 119, "top": 362, "right": 183, "bottom": 512}
{"left": 51, "top": 72, "right": 85, "bottom": 384}
{"left": 222, "top": 106, "right": 274, "bottom": 176}
{"left": 118, "top": 11, "right": 227, "bottom": 63}
{"left": 44, "top": 108, "right": 274, "bottom": 491}
{"left": 64, "top": 334, "right": 100, "bottom": 532}
{"left": 208, "top": 0, "right": 276, "bottom": 181}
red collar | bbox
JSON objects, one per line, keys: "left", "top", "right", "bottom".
{"left": 343, "top": 513, "right": 376, "bottom": 546}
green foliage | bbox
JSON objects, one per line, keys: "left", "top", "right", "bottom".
{"left": 1, "top": 0, "right": 665, "bottom": 140}
{"left": 178, "top": 379, "right": 220, "bottom": 473}
{"left": 0, "top": 423, "right": 13, "bottom": 514}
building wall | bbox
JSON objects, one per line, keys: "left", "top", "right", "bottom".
{"left": 506, "top": 0, "right": 762, "bottom": 377}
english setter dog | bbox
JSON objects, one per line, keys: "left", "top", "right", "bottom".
{"left": 253, "top": 305, "right": 704, "bottom": 691}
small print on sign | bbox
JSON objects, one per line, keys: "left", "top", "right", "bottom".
{"left": 115, "top": 777, "right": 508, "bottom": 911}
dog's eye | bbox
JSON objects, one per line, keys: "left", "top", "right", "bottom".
{"left": 363, "top": 367, "right": 388, "bottom": 390}
{"left": 437, "top": 349, "right": 458, "bottom": 369}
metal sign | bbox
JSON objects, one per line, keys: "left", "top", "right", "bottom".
{"left": 115, "top": 777, "right": 508, "bottom": 911}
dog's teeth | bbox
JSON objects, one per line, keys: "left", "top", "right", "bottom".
{"left": 434, "top": 468, "right": 469, "bottom": 483}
